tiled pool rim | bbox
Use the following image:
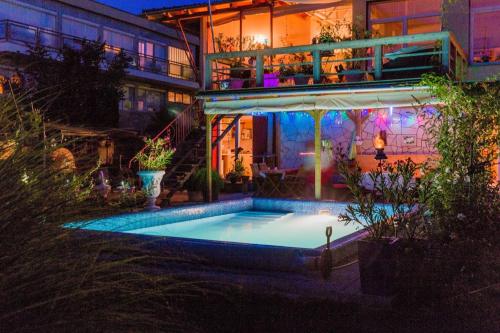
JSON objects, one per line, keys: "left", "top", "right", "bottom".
{"left": 72, "top": 198, "right": 372, "bottom": 272}
{"left": 75, "top": 198, "right": 359, "bottom": 234}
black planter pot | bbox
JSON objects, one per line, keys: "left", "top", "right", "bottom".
{"left": 202, "top": 190, "right": 220, "bottom": 202}
{"left": 358, "top": 238, "right": 398, "bottom": 296}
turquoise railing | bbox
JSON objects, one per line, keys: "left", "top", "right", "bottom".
{"left": 204, "top": 31, "right": 467, "bottom": 91}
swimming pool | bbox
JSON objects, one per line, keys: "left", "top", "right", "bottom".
{"left": 124, "top": 210, "right": 359, "bottom": 249}
{"left": 73, "top": 198, "right": 371, "bottom": 271}
{"left": 75, "top": 198, "right": 363, "bottom": 249}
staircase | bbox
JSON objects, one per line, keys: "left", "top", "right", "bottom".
{"left": 161, "top": 128, "right": 206, "bottom": 203}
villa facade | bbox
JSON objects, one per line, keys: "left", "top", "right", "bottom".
{"left": 0, "top": 0, "right": 201, "bottom": 133}
{"left": 142, "top": 0, "right": 500, "bottom": 200}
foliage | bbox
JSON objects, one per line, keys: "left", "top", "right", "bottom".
{"left": 188, "top": 167, "right": 224, "bottom": 194}
{"left": 417, "top": 75, "right": 500, "bottom": 242}
{"left": 21, "top": 41, "right": 130, "bottom": 127}
{"left": 0, "top": 92, "right": 202, "bottom": 331}
{"left": 135, "top": 138, "right": 175, "bottom": 171}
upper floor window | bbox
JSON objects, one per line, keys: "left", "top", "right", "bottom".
{"left": 168, "top": 46, "right": 194, "bottom": 80}
{"left": 103, "top": 29, "right": 134, "bottom": 52}
{"left": 138, "top": 41, "right": 166, "bottom": 73}
{"left": 62, "top": 17, "right": 98, "bottom": 41}
{"left": 368, "top": 0, "right": 442, "bottom": 37}
{"left": 471, "top": 0, "right": 500, "bottom": 63}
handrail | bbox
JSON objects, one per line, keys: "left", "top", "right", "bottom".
{"left": 0, "top": 19, "right": 196, "bottom": 81}
{"left": 128, "top": 98, "right": 202, "bottom": 169}
{"left": 204, "top": 31, "right": 468, "bottom": 90}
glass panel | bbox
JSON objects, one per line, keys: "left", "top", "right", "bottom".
{"left": 408, "top": 16, "right": 441, "bottom": 35}
{"left": 62, "top": 18, "right": 98, "bottom": 40}
{"left": 473, "top": 10, "right": 500, "bottom": 63}
{"left": 370, "top": 0, "right": 441, "bottom": 20}
{"left": 103, "top": 30, "right": 133, "bottom": 51}
{"left": 371, "top": 22, "right": 403, "bottom": 37}
{"left": 242, "top": 10, "right": 271, "bottom": 50}
{"left": 182, "top": 94, "right": 191, "bottom": 105}
{"left": 0, "top": 22, "right": 6, "bottom": 39}
{"left": 168, "top": 91, "right": 175, "bottom": 103}
{"left": 10, "top": 24, "right": 36, "bottom": 44}
{"left": 472, "top": 0, "right": 500, "bottom": 8}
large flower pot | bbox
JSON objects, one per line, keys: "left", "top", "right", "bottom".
{"left": 293, "top": 74, "right": 310, "bottom": 86}
{"left": 344, "top": 71, "right": 365, "bottom": 82}
{"left": 138, "top": 170, "right": 165, "bottom": 210}
{"left": 358, "top": 238, "right": 398, "bottom": 296}
{"left": 264, "top": 73, "right": 279, "bottom": 87}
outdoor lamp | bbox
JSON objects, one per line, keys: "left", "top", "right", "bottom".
{"left": 373, "top": 132, "right": 387, "bottom": 161}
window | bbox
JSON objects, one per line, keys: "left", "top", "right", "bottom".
{"left": 168, "top": 46, "right": 194, "bottom": 80}
{"left": 471, "top": 0, "right": 500, "bottom": 63}
{"left": 103, "top": 29, "right": 134, "bottom": 51}
{"left": 0, "top": 1, "right": 56, "bottom": 46}
{"left": 119, "top": 87, "right": 135, "bottom": 112}
{"left": 168, "top": 91, "right": 192, "bottom": 105}
{"left": 368, "top": 0, "right": 441, "bottom": 37}
{"left": 138, "top": 41, "right": 167, "bottom": 73}
{"left": 136, "top": 88, "right": 166, "bottom": 112}
{"left": 62, "top": 17, "right": 98, "bottom": 40}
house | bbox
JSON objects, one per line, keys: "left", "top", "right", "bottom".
{"left": 0, "top": 0, "right": 201, "bottom": 133}
{"left": 142, "top": 0, "right": 499, "bottom": 201}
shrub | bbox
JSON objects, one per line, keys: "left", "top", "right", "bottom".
{"left": 135, "top": 138, "right": 175, "bottom": 171}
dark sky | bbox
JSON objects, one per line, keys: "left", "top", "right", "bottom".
{"left": 95, "top": 1, "right": 201, "bottom": 14}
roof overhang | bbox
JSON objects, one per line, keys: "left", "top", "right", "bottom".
{"left": 198, "top": 85, "right": 438, "bottom": 114}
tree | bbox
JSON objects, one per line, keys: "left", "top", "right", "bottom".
{"left": 23, "top": 40, "right": 130, "bottom": 128}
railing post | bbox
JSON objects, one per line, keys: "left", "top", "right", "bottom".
{"left": 313, "top": 49, "right": 321, "bottom": 84}
{"left": 374, "top": 45, "right": 383, "bottom": 80}
{"left": 441, "top": 36, "right": 450, "bottom": 73}
{"left": 255, "top": 54, "right": 264, "bottom": 87}
{"left": 204, "top": 55, "right": 212, "bottom": 90}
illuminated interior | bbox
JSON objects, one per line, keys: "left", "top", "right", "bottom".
{"left": 218, "top": 116, "right": 253, "bottom": 177}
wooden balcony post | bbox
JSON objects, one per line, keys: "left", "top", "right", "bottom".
{"left": 441, "top": 36, "right": 450, "bottom": 73}
{"left": 256, "top": 54, "right": 264, "bottom": 87}
{"left": 205, "top": 114, "right": 216, "bottom": 202}
{"left": 308, "top": 110, "right": 325, "bottom": 200}
{"left": 313, "top": 50, "right": 321, "bottom": 83}
{"left": 374, "top": 45, "right": 383, "bottom": 80}
{"left": 204, "top": 56, "right": 213, "bottom": 90}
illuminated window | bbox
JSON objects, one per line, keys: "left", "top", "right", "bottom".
{"left": 167, "top": 91, "right": 192, "bottom": 105}
{"left": 471, "top": 0, "right": 500, "bottom": 63}
{"left": 168, "top": 46, "right": 194, "bottom": 80}
{"left": 369, "top": 0, "right": 441, "bottom": 37}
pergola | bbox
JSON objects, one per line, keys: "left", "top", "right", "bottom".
{"left": 200, "top": 85, "right": 437, "bottom": 201}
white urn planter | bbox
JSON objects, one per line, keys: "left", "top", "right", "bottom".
{"left": 138, "top": 170, "right": 165, "bottom": 210}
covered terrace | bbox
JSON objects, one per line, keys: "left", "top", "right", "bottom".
{"left": 200, "top": 82, "right": 439, "bottom": 201}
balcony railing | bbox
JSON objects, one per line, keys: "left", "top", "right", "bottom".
{"left": 0, "top": 20, "right": 196, "bottom": 82}
{"left": 204, "top": 31, "right": 467, "bottom": 91}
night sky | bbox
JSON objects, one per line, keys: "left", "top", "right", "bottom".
{"left": 95, "top": 0, "right": 202, "bottom": 14}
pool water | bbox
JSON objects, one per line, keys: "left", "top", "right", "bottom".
{"left": 123, "top": 210, "right": 359, "bottom": 249}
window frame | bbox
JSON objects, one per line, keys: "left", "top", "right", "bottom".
{"left": 367, "top": 0, "right": 442, "bottom": 36}
{"left": 470, "top": 3, "right": 500, "bottom": 64}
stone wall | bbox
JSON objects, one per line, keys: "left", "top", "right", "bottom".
{"left": 278, "top": 108, "right": 436, "bottom": 170}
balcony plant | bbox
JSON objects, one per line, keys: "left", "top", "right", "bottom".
{"left": 337, "top": 156, "right": 425, "bottom": 296}
{"left": 226, "top": 158, "right": 246, "bottom": 184}
{"left": 191, "top": 167, "right": 224, "bottom": 202}
{"left": 135, "top": 138, "right": 175, "bottom": 210}
{"left": 214, "top": 34, "right": 246, "bottom": 88}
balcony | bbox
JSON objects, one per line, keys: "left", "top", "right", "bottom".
{"left": 204, "top": 31, "right": 467, "bottom": 93}
{"left": 0, "top": 20, "right": 197, "bottom": 84}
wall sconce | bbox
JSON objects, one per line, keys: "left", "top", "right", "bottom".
{"left": 373, "top": 131, "right": 387, "bottom": 161}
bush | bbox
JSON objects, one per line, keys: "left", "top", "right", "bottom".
{"left": 0, "top": 92, "right": 201, "bottom": 331}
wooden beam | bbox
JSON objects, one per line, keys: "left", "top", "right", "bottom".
{"left": 206, "top": 114, "right": 216, "bottom": 202}
{"left": 308, "top": 110, "right": 325, "bottom": 200}
{"left": 211, "top": 115, "right": 242, "bottom": 147}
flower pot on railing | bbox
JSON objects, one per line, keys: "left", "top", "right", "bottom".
{"left": 229, "top": 78, "right": 245, "bottom": 89}
{"left": 293, "top": 74, "right": 310, "bottom": 86}
{"left": 344, "top": 70, "right": 365, "bottom": 83}
{"left": 138, "top": 170, "right": 165, "bottom": 210}
{"left": 264, "top": 72, "right": 279, "bottom": 87}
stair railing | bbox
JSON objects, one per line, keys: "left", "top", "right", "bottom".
{"left": 128, "top": 98, "right": 202, "bottom": 169}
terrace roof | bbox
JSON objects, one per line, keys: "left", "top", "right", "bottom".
{"left": 198, "top": 83, "right": 437, "bottom": 114}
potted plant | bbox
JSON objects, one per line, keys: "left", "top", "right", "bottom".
{"left": 184, "top": 174, "right": 204, "bottom": 202}
{"left": 226, "top": 158, "right": 246, "bottom": 184}
{"left": 192, "top": 167, "right": 224, "bottom": 202}
{"left": 289, "top": 53, "right": 313, "bottom": 86}
{"left": 135, "top": 138, "right": 174, "bottom": 210}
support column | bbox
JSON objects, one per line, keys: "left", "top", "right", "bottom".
{"left": 309, "top": 110, "right": 325, "bottom": 200}
{"left": 234, "top": 118, "right": 240, "bottom": 161}
{"left": 206, "top": 114, "right": 215, "bottom": 202}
